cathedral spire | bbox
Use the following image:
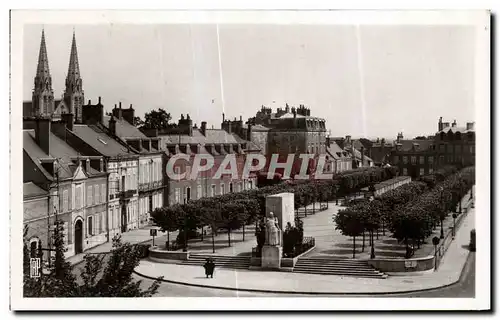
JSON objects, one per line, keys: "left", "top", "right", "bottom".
{"left": 67, "top": 30, "right": 80, "bottom": 80}
{"left": 32, "top": 29, "right": 54, "bottom": 117}
{"left": 64, "top": 30, "right": 84, "bottom": 123}
{"left": 36, "top": 29, "right": 51, "bottom": 78}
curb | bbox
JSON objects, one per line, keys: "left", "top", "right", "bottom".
{"left": 70, "top": 238, "right": 153, "bottom": 267}
{"left": 133, "top": 251, "right": 474, "bottom": 296}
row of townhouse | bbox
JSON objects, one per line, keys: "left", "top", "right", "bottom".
{"left": 22, "top": 29, "right": 259, "bottom": 260}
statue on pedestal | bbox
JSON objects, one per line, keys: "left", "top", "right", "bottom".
{"left": 265, "top": 212, "right": 281, "bottom": 246}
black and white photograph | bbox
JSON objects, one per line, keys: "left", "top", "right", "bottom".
{"left": 9, "top": 9, "right": 491, "bottom": 311}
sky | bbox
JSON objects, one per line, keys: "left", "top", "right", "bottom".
{"left": 23, "top": 23, "right": 476, "bottom": 139}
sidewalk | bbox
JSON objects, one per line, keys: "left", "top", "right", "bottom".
{"left": 135, "top": 207, "right": 475, "bottom": 295}
{"left": 67, "top": 226, "right": 177, "bottom": 266}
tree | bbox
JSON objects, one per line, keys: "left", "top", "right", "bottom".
{"left": 334, "top": 208, "right": 364, "bottom": 258}
{"left": 44, "top": 219, "right": 77, "bottom": 296}
{"left": 220, "top": 202, "right": 245, "bottom": 247}
{"left": 151, "top": 207, "right": 180, "bottom": 250}
{"left": 23, "top": 225, "right": 163, "bottom": 297}
{"left": 143, "top": 108, "right": 172, "bottom": 129}
{"left": 77, "top": 236, "right": 162, "bottom": 297}
{"left": 133, "top": 116, "right": 145, "bottom": 127}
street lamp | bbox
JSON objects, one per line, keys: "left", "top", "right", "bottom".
{"left": 452, "top": 213, "right": 457, "bottom": 240}
{"left": 459, "top": 184, "right": 463, "bottom": 214}
{"left": 183, "top": 198, "right": 188, "bottom": 252}
{"left": 432, "top": 236, "right": 440, "bottom": 270}
{"left": 335, "top": 185, "right": 339, "bottom": 206}
{"left": 439, "top": 186, "right": 444, "bottom": 239}
{"left": 369, "top": 196, "right": 376, "bottom": 259}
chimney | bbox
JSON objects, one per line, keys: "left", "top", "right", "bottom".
{"left": 452, "top": 120, "right": 457, "bottom": 127}
{"left": 246, "top": 123, "right": 253, "bottom": 141}
{"left": 109, "top": 116, "right": 116, "bottom": 135}
{"left": 222, "top": 113, "right": 225, "bottom": 122}
{"left": 61, "top": 113, "right": 74, "bottom": 131}
{"left": 98, "top": 96, "right": 102, "bottom": 105}
{"left": 118, "top": 102, "right": 123, "bottom": 119}
{"left": 438, "top": 116, "right": 443, "bottom": 131}
{"left": 201, "top": 121, "right": 207, "bottom": 136}
{"left": 121, "top": 104, "right": 135, "bottom": 125}
{"left": 397, "top": 132, "right": 403, "bottom": 143}
{"left": 345, "top": 135, "right": 351, "bottom": 145}
{"left": 35, "top": 117, "right": 51, "bottom": 155}
{"left": 226, "top": 121, "right": 232, "bottom": 134}
{"left": 466, "top": 122, "right": 474, "bottom": 130}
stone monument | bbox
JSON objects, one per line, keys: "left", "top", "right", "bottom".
{"left": 265, "top": 192, "right": 295, "bottom": 230}
{"left": 261, "top": 212, "right": 283, "bottom": 269}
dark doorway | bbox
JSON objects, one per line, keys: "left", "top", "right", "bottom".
{"left": 30, "top": 241, "right": 37, "bottom": 258}
{"left": 122, "top": 176, "right": 126, "bottom": 191}
{"left": 75, "top": 220, "right": 83, "bottom": 254}
{"left": 121, "top": 205, "right": 127, "bottom": 233}
{"left": 149, "top": 195, "right": 153, "bottom": 213}
{"left": 186, "top": 187, "right": 191, "bottom": 201}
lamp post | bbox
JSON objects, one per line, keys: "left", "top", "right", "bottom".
{"left": 439, "top": 186, "right": 444, "bottom": 239}
{"left": 183, "top": 198, "right": 188, "bottom": 252}
{"left": 335, "top": 185, "right": 339, "bottom": 206}
{"left": 459, "top": 184, "right": 463, "bottom": 214}
{"left": 432, "top": 236, "right": 440, "bottom": 270}
{"left": 452, "top": 213, "right": 457, "bottom": 240}
{"left": 369, "top": 196, "right": 376, "bottom": 259}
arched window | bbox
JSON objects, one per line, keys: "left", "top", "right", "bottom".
{"left": 29, "top": 238, "right": 39, "bottom": 258}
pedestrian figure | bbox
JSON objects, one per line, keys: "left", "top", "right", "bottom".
{"left": 203, "top": 258, "right": 215, "bottom": 278}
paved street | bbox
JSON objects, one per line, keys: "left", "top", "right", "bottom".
{"left": 133, "top": 252, "right": 475, "bottom": 297}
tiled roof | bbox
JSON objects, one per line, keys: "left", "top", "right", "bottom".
{"left": 395, "top": 139, "right": 434, "bottom": 152}
{"left": 242, "top": 123, "right": 270, "bottom": 131}
{"left": 159, "top": 129, "right": 261, "bottom": 151}
{"left": 23, "top": 182, "right": 48, "bottom": 199}
{"left": 326, "top": 141, "right": 350, "bottom": 160}
{"left": 439, "top": 126, "right": 475, "bottom": 134}
{"left": 102, "top": 116, "right": 148, "bottom": 139}
{"left": 23, "top": 129, "right": 102, "bottom": 180}
{"left": 71, "top": 124, "right": 133, "bottom": 157}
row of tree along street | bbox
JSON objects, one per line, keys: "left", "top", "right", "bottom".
{"left": 335, "top": 165, "right": 475, "bottom": 258}
{"left": 151, "top": 166, "right": 399, "bottom": 251}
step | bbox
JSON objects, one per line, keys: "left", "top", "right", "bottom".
{"left": 296, "top": 260, "right": 370, "bottom": 266}
{"left": 293, "top": 270, "right": 387, "bottom": 279}
{"left": 294, "top": 264, "right": 382, "bottom": 272}
{"left": 293, "top": 267, "right": 381, "bottom": 275}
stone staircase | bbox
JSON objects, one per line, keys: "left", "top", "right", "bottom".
{"left": 181, "top": 254, "right": 251, "bottom": 270}
{"left": 293, "top": 257, "right": 388, "bottom": 279}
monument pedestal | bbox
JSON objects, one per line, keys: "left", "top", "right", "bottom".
{"left": 261, "top": 245, "right": 282, "bottom": 270}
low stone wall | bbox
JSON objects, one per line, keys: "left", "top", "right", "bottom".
{"left": 148, "top": 247, "right": 190, "bottom": 261}
{"left": 249, "top": 245, "right": 316, "bottom": 269}
{"left": 368, "top": 196, "right": 474, "bottom": 273}
{"left": 367, "top": 255, "right": 435, "bottom": 272}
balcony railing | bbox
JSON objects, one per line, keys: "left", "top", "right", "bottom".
{"left": 119, "top": 189, "right": 136, "bottom": 199}
{"left": 139, "top": 181, "right": 163, "bottom": 192}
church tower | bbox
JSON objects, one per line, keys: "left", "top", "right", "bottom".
{"left": 63, "top": 30, "right": 84, "bottom": 123}
{"left": 31, "top": 29, "right": 55, "bottom": 117}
